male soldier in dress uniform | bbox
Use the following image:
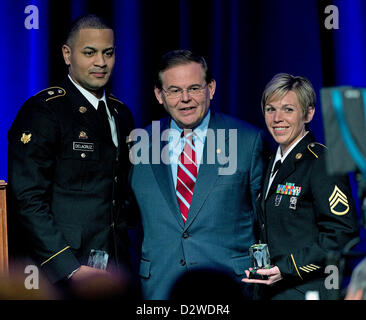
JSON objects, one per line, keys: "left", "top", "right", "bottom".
{"left": 7, "top": 14, "right": 135, "bottom": 293}
{"left": 243, "top": 73, "right": 359, "bottom": 299}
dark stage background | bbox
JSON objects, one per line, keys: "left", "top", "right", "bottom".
{"left": 1, "top": 0, "right": 365, "bottom": 291}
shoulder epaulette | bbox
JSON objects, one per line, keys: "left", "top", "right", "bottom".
{"left": 307, "top": 142, "right": 327, "bottom": 159}
{"left": 109, "top": 94, "right": 125, "bottom": 106}
{"left": 34, "top": 86, "right": 66, "bottom": 102}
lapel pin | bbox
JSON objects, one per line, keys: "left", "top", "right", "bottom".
{"left": 274, "top": 194, "right": 282, "bottom": 206}
{"left": 79, "top": 131, "right": 88, "bottom": 139}
{"left": 79, "top": 106, "right": 87, "bottom": 113}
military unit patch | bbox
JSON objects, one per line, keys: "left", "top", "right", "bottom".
{"left": 329, "top": 185, "right": 349, "bottom": 216}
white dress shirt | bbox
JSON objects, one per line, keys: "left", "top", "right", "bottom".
{"left": 168, "top": 110, "right": 211, "bottom": 189}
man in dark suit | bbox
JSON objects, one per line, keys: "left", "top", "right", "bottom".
{"left": 130, "top": 50, "right": 267, "bottom": 299}
{"left": 7, "top": 14, "right": 134, "bottom": 291}
{"left": 242, "top": 73, "right": 359, "bottom": 299}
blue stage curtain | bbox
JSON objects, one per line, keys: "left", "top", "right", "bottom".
{"left": 333, "top": 0, "right": 366, "bottom": 86}
{"left": 332, "top": 0, "right": 366, "bottom": 253}
{"left": 111, "top": 0, "right": 144, "bottom": 127}
{"left": 1, "top": 0, "right": 365, "bottom": 255}
{"left": 0, "top": 0, "right": 49, "bottom": 180}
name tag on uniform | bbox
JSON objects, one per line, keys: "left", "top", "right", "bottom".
{"left": 73, "top": 142, "right": 94, "bottom": 152}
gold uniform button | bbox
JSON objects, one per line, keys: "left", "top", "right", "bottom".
{"left": 79, "top": 106, "right": 87, "bottom": 113}
{"left": 81, "top": 153, "right": 86, "bottom": 158}
{"left": 295, "top": 153, "right": 302, "bottom": 160}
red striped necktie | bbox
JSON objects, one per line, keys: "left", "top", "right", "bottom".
{"left": 176, "top": 131, "right": 197, "bottom": 223}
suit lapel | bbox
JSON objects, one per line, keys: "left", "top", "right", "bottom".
{"left": 184, "top": 112, "right": 224, "bottom": 230}
{"left": 261, "top": 155, "right": 274, "bottom": 211}
{"left": 63, "top": 78, "right": 100, "bottom": 135}
{"left": 150, "top": 118, "right": 185, "bottom": 229}
{"left": 266, "top": 156, "right": 296, "bottom": 198}
{"left": 107, "top": 97, "right": 121, "bottom": 156}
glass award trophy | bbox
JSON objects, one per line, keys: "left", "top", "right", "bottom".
{"left": 87, "top": 249, "right": 109, "bottom": 270}
{"left": 248, "top": 244, "right": 271, "bottom": 279}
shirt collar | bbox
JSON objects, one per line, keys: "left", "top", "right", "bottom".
{"left": 275, "top": 131, "right": 309, "bottom": 163}
{"left": 68, "top": 75, "right": 107, "bottom": 111}
{"left": 169, "top": 110, "right": 211, "bottom": 146}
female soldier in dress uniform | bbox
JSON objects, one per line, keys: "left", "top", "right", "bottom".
{"left": 242, "top": 73, "right": 359, "bottom": 300}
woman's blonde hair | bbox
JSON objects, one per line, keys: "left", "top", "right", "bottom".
{"left": 261, "top": 73, "right": 316, "bottom": 116}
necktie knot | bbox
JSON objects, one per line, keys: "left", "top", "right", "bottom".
{"left": 98, "top": 100, "right": 109, "bottom": 116}
{"left": 181, "top": 130, "right": 194, "bottom": 141}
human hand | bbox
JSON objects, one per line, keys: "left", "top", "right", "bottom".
{"left": 345, "top": 288, "right": 364, "bottom": 300}
{"left": 70, "top": 265, "right": 109, "bottom": 282}
{"left": 68, "top": 265, "right": 129, "bottom": 299}
{"left": 241, "top": 266, "right": 282, "bottom": 286}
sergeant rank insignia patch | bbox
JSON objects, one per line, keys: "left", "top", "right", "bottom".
{"left": 329, "top": 185, "right": 349, "bottom": 216}
{"left": 20, "top": 133, "right": 32, "bottom": 144}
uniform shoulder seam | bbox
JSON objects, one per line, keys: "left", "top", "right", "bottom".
{"left": 34, "top": 86, "right": 66, "bottom": 102}
{"left": 109, "top": 95, "right": 125, "bottom": 105}
{"left": 307, "top": 142, "right": 327, "bottom": 159}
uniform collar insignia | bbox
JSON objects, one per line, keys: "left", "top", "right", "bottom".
{"left": 21, "top": 133, "right": 32, "bottom": 144}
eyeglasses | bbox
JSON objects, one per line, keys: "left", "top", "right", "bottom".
{"left": 162, "top": 84, "right": 208, "bottom": 99}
